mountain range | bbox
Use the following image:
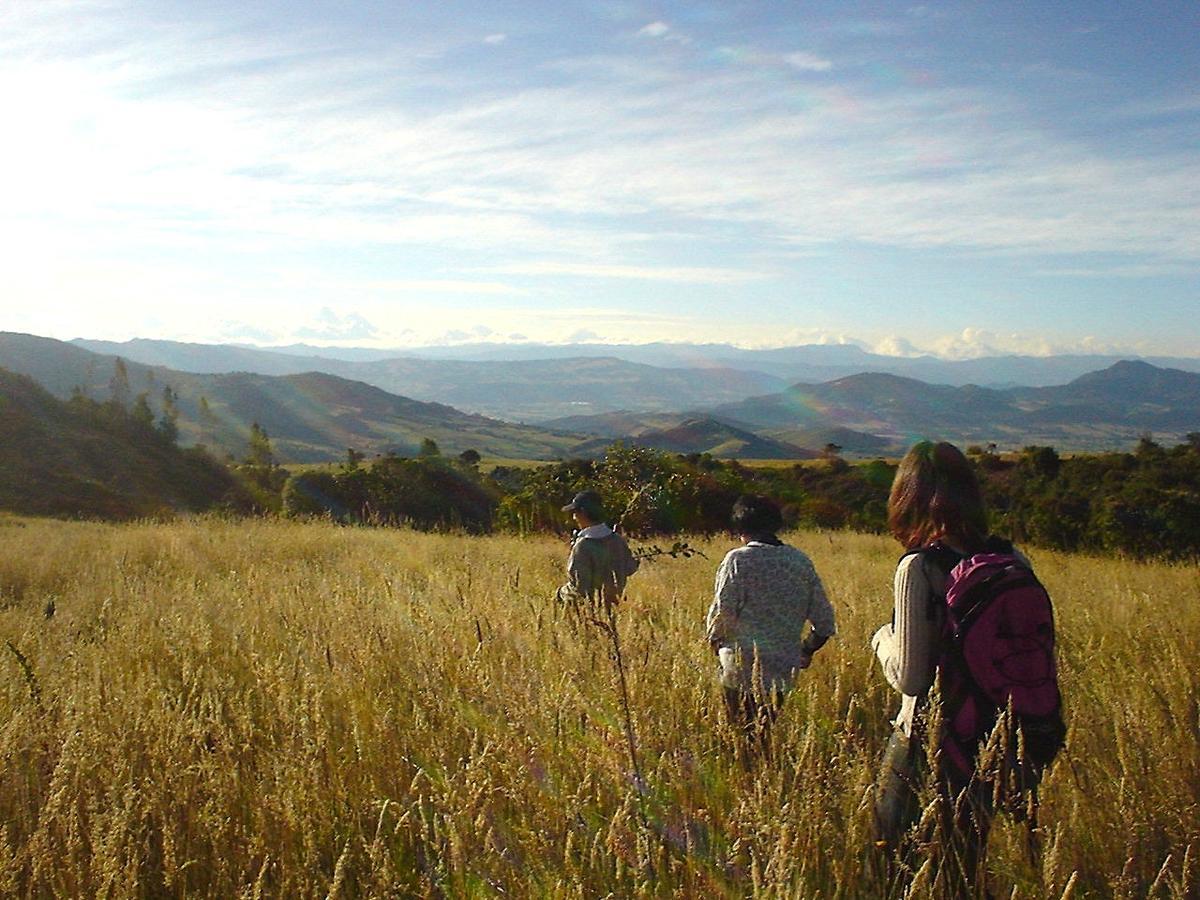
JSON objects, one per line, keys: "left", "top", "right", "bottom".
{"left": 71, "top": 338, "right": 788, "bottom": 422}
{"left": 127, "top": 338, "right": 1200, "bottom": 387}
{"left": 2, "top": 332, "right": 1198, "bottom": 462}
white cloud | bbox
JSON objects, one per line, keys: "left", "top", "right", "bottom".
{"left": 296, "top": 308, "right": 381, "bottom": 341}
{"left": 873, "top": 335, "right": 924, "bottom": 357}
{"left": 483, "top": 33, "right": 507, "bottom": 45}
{"left": 918, "top": 328, "right": 1148, "bottom": 360}
{"left": 785, "top": 52, "right": 832, "bottom": 72}
{"left": 635, "top": 21, "right": 691, "bottom": 44}
{"left": 637, "top": 22, "right": 671, "bottom": 38}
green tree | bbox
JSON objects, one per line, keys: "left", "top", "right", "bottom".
{"left": 247, "top": 423, "right": 275, "bottom": 468}
{"left": 157, "top": 386, "right": 180, "bottom": 444}
{"left": 418, "top": 437, "right": 441, "bottom": 458}
{"left": 109, "top": 358, "right": 131, "bottom": 409}
{"left": 132, "top": 392, "right": 155, "bottom": 429}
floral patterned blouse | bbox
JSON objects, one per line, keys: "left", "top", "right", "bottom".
{"left": 705, "top": 541, "right": 836, "bottom": 694}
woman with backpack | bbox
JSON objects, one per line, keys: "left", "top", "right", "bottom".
{"left": 871, "top": 441, "right": 1063, "bottom": 894}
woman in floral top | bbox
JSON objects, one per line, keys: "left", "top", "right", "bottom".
{"left": 705, "top": 495, "right": 837, "bottom": 746}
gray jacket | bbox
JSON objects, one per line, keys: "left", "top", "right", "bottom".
{"left": 560, "top": 524, "right": 639, "bottom": 605}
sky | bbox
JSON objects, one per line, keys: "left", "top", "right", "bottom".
{"left": 1, "top": 0, "right": 1197, "bottom": 359}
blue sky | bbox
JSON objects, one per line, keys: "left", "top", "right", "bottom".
{"left": 1, "top": 0, "right": 1197, "bottom": 358}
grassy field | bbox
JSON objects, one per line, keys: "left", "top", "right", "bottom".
{"left": 0, "top": 516, "right": 1197, "bottom": 898}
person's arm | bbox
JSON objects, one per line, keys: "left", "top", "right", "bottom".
{"left": 797, "top": 563, "right": 836, "bottom": 667}
{"left": 872, "top": 554, "right": 939, "bottom": 697}
{"left": 705, "top": 553, "right": 741, "bottom": 651}
{"left": 566, "top": 539, "right": 596, "bottom": 595}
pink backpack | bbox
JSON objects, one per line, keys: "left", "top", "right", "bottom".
{"left": 923, "top": 542, "right": 1066, "bottom": 791}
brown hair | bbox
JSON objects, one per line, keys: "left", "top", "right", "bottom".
{"left": 887, "top": 441, "right": 987, "bottom": 550}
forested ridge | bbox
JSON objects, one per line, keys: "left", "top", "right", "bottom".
{"left": 284, "top": 440, "right": 1200, "bottom": 560}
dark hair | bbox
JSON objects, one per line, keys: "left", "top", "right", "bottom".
{"left": 730, "top": 494, "right": 783, "bottom": 536}
{"left": 562, "top": 490, "right": 604, "bottom": 520}
{"left": 887, "top": 441, "right": 987, "bottom": 550}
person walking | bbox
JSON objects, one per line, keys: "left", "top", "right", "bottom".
{"left": 555, "top": 490, "right": 639, "bottom": 608}
{"left": 705, "top": 494, "right": 836, "bottom": 755}
{"left": 871, "top": 440, "right": 1046, "bottom": 895}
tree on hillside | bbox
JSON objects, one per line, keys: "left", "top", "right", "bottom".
{"left": 158, "top": 386, "right": 180, "bottom": 444}
{"left": 132, "top": 392, "right": 155, "bottom": 429}
{"left": 109, "top": 358, "right": 131, "bottom": 409}
{"left": 459, "top": 448, "right": 482, "bottom": 467}
{"left": 247, "top": 422, "right": 275, "bottom": 468}
{"left": 418, "top": 437, "right": 441, "bottom": 458}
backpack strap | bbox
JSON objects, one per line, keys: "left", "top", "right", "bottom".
{"left": 897, "top": 544, "right": 962, "bottom": 622}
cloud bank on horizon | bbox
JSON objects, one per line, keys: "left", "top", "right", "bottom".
{"left": 0, "top": 0, "right": 1196, "bottom": 359}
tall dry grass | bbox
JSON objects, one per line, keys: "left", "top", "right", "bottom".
{"left": 0, "top": 515, "right": 1197, "bottom": 897}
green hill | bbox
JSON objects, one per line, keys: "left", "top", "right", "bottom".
{"left": 0, "top": 369, "right": 253, "bottom": 519}
{"left": 0, "top": 332, "right": 585, "bottom": 462}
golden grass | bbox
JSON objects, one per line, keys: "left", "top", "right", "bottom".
{"left": 0, "top": 517, "right": 1197, "bottom": 897}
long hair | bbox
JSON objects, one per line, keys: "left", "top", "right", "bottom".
{"left": 887, "top": 441, "right": 987, "bottom": 550}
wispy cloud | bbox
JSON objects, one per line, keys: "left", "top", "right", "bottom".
{"left": 785, "top": 52, "right": 832, "bottom": 72}
{"left": 5, "top": 2, "right": 1197, "bottom": 271}
{"left": 1, "top": 2, "right": 1197, "bottom": 354}
{"left": 485, "top": 261, "right": 768, "bottom": 284}
{"left": 637, "top": 22, "right": 671, "bottom": 39}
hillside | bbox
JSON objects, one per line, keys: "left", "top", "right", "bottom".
{"left": 0, "top": 369, "right": 253, "bottom": 519}
{"left": 0, "top": 333, "right": 586, "bottom": 462}
{"left": 570, "top": 416, "right": 815, "bottom": 459}
{"left": 197, "top": 371, "right": 585, "bottom": 461}
{"left": 710, "top": 363, "right": 1200, "bottom": 451}
{"left": 1012, "top": 360, "right": 1200, "bottom": 430}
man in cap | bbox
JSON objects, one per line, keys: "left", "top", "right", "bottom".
{"left": 556, "top": 490, "right": 639, "bottom": 608}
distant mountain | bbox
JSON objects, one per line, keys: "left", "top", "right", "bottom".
{"left": 0, "top": 368, "right": 253, "bottom": 519}
{"left": 1, "top": 333, "right": 585, "bottom": 462}
{"left": 537, "top": 410, "right": 705, "bottom": 438}
{"left": 74, "top": 337, "right": 1200, "bottom": 413}
{"left": 570, "top": 417, "right": 815, "bottom": 460}
{"left": 72, "top": 338, "right": 788, "bottom": 420}
{"left": 293, "top": 339, "right": 1200, "bottom": 387}
{"left": 1010, "top": 360, "right": 1200, "bottom": 431}
{"left": 711, "top": 361, "right": 1200, "bottom": 451}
